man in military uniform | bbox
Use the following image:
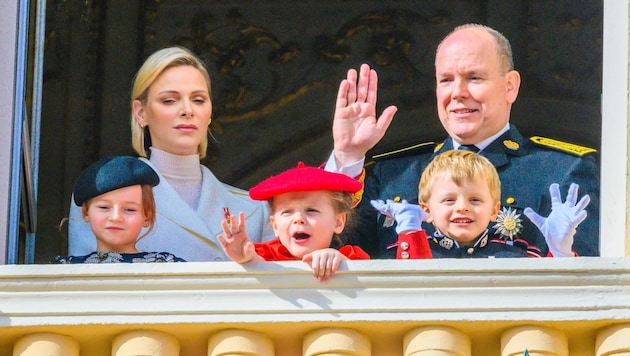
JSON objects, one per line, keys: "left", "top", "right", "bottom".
{"left": 327, "top": 23, "right": 599, "bottom": 258}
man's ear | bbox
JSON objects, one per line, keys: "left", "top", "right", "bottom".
{"left": 505, "top": 70, "right": 521, "bottom": 104}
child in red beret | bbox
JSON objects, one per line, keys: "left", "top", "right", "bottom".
{"left": 218, "top": 162, "right": 369, "bottom": 282}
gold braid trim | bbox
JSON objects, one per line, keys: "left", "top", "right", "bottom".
{"left": 530, "top": 136, "right": 596, "bottom": 156}
{"left": 351, "top": 169, "right": 366, "bottom": 208}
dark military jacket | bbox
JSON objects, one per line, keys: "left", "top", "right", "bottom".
{"left": 428, "top": 231, "right": 530, "bottom": 259}
{"left": 346, "top": 125, "right": 600, "bottom": 259}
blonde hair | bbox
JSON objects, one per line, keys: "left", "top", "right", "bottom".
{"left": 419, "top": 150, "right": 501, "bottom": 204}
{"left": 130, "top": 46, "right": 212, "bottom": 158}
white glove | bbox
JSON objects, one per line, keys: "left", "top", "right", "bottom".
{"left": 523, "top": 183, "right": 590, "bottom": 257}
{"left": 370, "top": 199, "right": 428, "bottom": 234}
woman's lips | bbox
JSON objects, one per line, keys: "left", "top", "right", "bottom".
{"left": 175, "top": 124, "right": 197, "bottom": 131}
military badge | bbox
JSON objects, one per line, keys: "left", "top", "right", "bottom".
{"left": 439, "top": 237, "right": 454, "bottom": 250}
{"left": 503, "top": 139, "right": 520, "bottom": 150}
{"left": 493, "top": 207, "right": 523, "bottom": 240}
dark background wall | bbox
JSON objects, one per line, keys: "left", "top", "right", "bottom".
{"left": 32, "top": 0, "right": 602, "bottom": 263}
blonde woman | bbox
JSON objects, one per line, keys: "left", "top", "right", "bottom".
{"left": 69, "top": 47, "right": 274, "bottom": 262}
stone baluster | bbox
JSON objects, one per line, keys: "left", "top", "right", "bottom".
{"left": 501, "top": 325, "right": 568, "bottom": 356}
{"left": 207, "top": 329, "right": 274, "bottom": 356}
{"left": 111, "top": 330, "right": 180, "bottom": 356}
{"left": 403, "top": 326, "right": 471, "bottom": 356}
{"left": 596, "top": 323, "right": 630, "bottom": 355}
{"left": 303, "top": 327, "right": 371, "bottom": 356}
{"left": 13, "top": 332, "right": 79, "bottom": 356}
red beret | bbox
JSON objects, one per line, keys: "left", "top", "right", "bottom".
{"left": 249, "top": 162, "right": 363, "bottom": 200}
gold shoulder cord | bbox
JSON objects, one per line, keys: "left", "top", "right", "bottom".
{"left": 529, "top": 136, "right": 597, "bottom": 156}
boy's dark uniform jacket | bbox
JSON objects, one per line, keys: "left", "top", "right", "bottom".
{"left": 348, "top": 125, "right": 600, "bottom": 258}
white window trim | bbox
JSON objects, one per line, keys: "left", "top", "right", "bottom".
{"left": 0, "top": 0, "right": 626, "bottom": 261}
{"left": 0, "top": 0, "right": 20, "bottom": 264}
{"left": 600, "top": 0, "right": 628, "bottom": 257}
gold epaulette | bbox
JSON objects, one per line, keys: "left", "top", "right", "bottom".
{"left": 351, "top": 169, "right": 366, "bottom": 208}
{"left": 529, "top": 136, "right": 597, "bottom": 156}
{"left": 372, "top": 142, "right": 436, "bottom": 160}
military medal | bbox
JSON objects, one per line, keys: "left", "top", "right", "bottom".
{"left": 493, "top": 207, "right": 523, "bottom": 240}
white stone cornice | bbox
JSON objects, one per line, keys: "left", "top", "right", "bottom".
{"left": 1, "top": 258, "right": 629, "bottom": 327}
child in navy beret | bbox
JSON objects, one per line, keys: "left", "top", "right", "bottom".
{"left": 52, "top": 156, "right": 186, "bottom": 263}
{"left": 218, "top": 162, "right": 369, "bottom": 282}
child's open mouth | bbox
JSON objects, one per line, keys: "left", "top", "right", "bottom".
{"left": 293, "top": 232, "right": 310, "bottom": 240}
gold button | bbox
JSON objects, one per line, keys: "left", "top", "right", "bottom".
{"left": 400, "top": 251, "right": 410, "bottom": 259}
{"left": 400, "top": 241, "right": 409, "bottom": 250}
{"left": 506, "top": 197, "right": 515, "bottom": 204}
{"left": 394, "top": 196, "right": 401, "bottom": 202}
{"left": 467, "top": 247, "right": 474, "bottom": 255}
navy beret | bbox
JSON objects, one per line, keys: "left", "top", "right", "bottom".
{"left": 73, "top": 156, "right": 159, "bottom": 206}
{"left": 249, "top": 162, "right": 362, "bottom": 201}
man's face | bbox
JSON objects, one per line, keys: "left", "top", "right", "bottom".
{"left": 435, "top": 28, "right": 520, "bottom": 145}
